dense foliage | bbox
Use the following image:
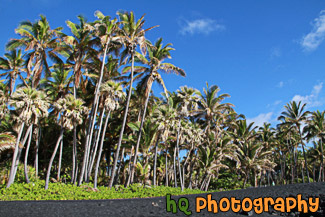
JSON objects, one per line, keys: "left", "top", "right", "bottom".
{"left": 0, "top": 10, "right": 324, "bottom": 199}
{"left": 0, "top": 182, "right": 207, "bottom": 201}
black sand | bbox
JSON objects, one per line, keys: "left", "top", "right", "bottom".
{"left": 0, "top": 182, "right": 324, "bottom": 217}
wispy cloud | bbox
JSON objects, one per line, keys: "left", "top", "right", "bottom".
{"left": 179, "top": 18, "right": 225, "bottom": 35}
{"left": 270, "top": 47, "right": 281, "bottom": 59}
{"left": 277, "top": 81, "right": 284, "bottom": 88}
{"left": 301, "top": 10, "right": 325, "bottom": 51}
{"left": 247, "top": 112, "right": 273, "bottom": 127}
{"left": 292, "top": 82, "right": 323, "bottom": 108}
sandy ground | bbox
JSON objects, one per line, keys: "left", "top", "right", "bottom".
{"left": 0, "top": 182, "right": 324, "bottom": 217}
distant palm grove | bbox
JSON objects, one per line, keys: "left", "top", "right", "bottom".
{"left": 0, "top": 11, "right": 324, "bottom": 192}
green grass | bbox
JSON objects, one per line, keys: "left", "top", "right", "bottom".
{"left": 0, "top": 181, "right": 210, "bottom": 201}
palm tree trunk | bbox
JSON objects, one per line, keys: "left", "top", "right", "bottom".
{"left": 45, "top": 128, "right": 64, "bottom": 190}
{"left": 313, "top": 164, "right": 316, "bottom": 182}
{"left": 83, "top": 100, "right": 100, "bottom": 182}
{"left": 57, "top": 139, "right": 63, "bottom": 181}
{"left": 88, "top": 109, "right": 105, "bottom": 180}
{"left": 94, "top": 110, "right": 111, "bottom": 189}
{"left": 298, "top": 129, "right": 310, "bottom": 182}
{"left": 109, "top": 49, "right": 135, "bottom": 189}
{"left": 173, "top": 146, "right": 177, "bottom": 187}
{"left": 301, "top": 164, "right": 305, "bottom": 183}
{"left": 319, "top": 138, "right": 324, "bottom": 182}
{"left": 129, "top": 90, "right": 151, "bottom": 185}
{"left": 34, "top": 127, "right": 40, "bottom": 179}
{"left": 182, "top": 145, "right": 193, "bottom": 189}
{"left": 115, "top": 147, "right": 125, "bottom": 185}
{"left": 200, "top": 173, "right": 208, "bottom": 191}
{"left": 24, "top": 124, "right": 33, "bottom": 183}
{"left": 72, "top": 125, "right": 77, "bottom": 184}
{"left": 165, "top": 148, "right": 168, "bottom": 187}
{"left": 205, "top": 174, "right": 212, "bottom": 192}
{"left": 7, "top": 122, "right": 25, "bottom": 188}
{"left": 153, "top": 136, "right": 159, "bottom": 186}
{"left": 12, "top": 124, "right": 32, "bottom": 183}
{"left": 188, "top": 160, "right": 194, "bottom": 189}
{"left": 175, "top": 119, "right": 183, "bottom": 190}
{"left": 79, "top": 38, "right": 109, "bottom": 184}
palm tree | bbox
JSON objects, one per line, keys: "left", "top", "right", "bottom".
{"left": 304, "top": 110, "right": 325, "bottom": 181}
{"left": 79, "top": 11, "right": 121, "bottom": 185}
{"left": 7, "top": 87, "right": 49, "bottom": 187}
{"left": 153, "top": 96, "right": 177, "bottom": 186}
{"left": 109, "top": 11, "right": 157, "bottom": 188}
{"left": 0, "top": 49, "right": 27, "bottom": 95}
{"left": 196, "top": 83, "right": 233, "bottom": 135}
{"left": 62, "top": 15, "right": 99, "bottom": 96}
{"left": 45, "top": 94, "right": 87, "bottom": 189}
{"left": 93, "top": 81, "right": 124, "bottom": 188}
{"left": 173, "top": 87, "right": 198, "bottom": 188}
{"left": 6, "top": 15, "right": 63, "bottom": 88}
{"left": 41, "top": 64, "right": 72, "bottom": 101}
{"left": 278, "top": 101, "right": 311, "bottom": 182}
{"left": 125, "top": 38, "right": 186, "bottom": 185}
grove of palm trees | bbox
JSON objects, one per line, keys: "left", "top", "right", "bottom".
{"left": 0, "top": 10, "right": 324, "bottom": 197}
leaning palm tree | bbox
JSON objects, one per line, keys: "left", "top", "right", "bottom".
{"left": 7, "top": 87, "right": 49, "bottom": 187}
{"left": 0, "top": 49, "right": 27, "bottom": 95}
{"left": 125, "top": 38, "right": 186, "bottom": 185}
{"left": 45, "top": 94, "right": 88, "bottom": 189}
{"left": 6, "top": 15, "right": 63, "bottom": 88}
{"left": 278, "top": 101, "right": 311, "bottom": 182}
{"left": 109, "top": 11, "right": 157, "bottom": 188}
{"left": 92, "top": 80, "right": 125, "bottom": 188}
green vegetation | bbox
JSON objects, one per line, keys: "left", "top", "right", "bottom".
{"left": 0, "top": 182, "right": 207, "bottom": 201}
{"left": 0, "top": 10, "right": 324, "bottom": 200}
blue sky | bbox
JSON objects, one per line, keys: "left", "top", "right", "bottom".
{"left": 1, "top": 0, "right": 325, "bottom": 127}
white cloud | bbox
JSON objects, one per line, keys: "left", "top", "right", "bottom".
{"left": 274, "top": 100, "right": 282, "bottom": 106}
{"left": 277, "top": 81, "right": 284, "bottom": 88}
{"left": 270, "top": 47, "right": 281, "bottom": 59}
{"left": 179, "top": 18, "right": 225, "bottom": 35}
{"left": 292, "top": 82, "right": 323, "bottom": 107}
{"left": 301, "top": 10, "right": 325, "bottom": 51}
{"left": 247, "top": 112, "right": 273, "bottom": 127}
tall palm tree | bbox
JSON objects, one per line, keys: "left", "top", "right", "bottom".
{"left": 278, "top": 101, "right": 311, "bottom": 182}
{"left": 7, "top": 87, "right": 49, "bottom": 187}
{"left": 78, "top": 11, "right": 121, "bottom": 184}
{"left": 6, "top": 15, "right": 63, "bottom": 88}
{"left": 109, "top": 11, "right": 157, "bottom": 188}
{"left": 125, "top": 38, "right": 186, "bottom": 185}
{"left": 0, "top": 49, "right": 27, "bottom": 95}
{"left": 93, "top": 81, "right": 124, "bottom": 188}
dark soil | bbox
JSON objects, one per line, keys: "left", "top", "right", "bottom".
{"left": 0, "top": 182, "right": 324, "bottom": 217}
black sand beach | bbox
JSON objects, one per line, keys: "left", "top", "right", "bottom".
{"left": 0, "top": 182, "right": 324, "bottom": 217}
